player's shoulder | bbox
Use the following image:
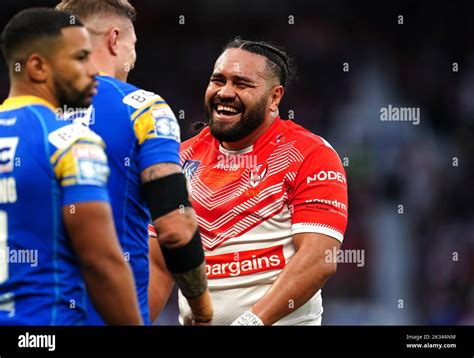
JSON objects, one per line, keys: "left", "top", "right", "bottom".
{"left": 0, "top": 97, "right": 105, "bottom": 159}
{"left": 0, "top": 97, "right": 58, "bottom": 122}
{"left": 97, "top": 74, "right": 138, "bottom": 96}
{"left": 0, "top": 97, "right": 74, "bottom": 135}
{"left": 47, "top": 122, "right": 104, "bottom": 152}
{"left": 181, "top": 125, "right": 214, "bottom": 153}
{"left": 96, "top": 75, "right": 167, "bottom": 113}
{"left": 0, "top": 102, "right": 56, "bottom": 158}
{"left": 280, "top": 118, "right": 339, "bottom": 157}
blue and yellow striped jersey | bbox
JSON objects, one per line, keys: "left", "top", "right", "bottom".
{"left": 0, "top": 96, "right": 110, "bottom": 325}
{"left": 83, "top": 74, "right": 181, "bottom": 325}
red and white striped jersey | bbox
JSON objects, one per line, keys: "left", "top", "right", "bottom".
{"left": 150, "top": 117, "right": 348, "bottom": 325}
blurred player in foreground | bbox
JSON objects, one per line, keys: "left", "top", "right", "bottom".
{"left": 0, "top": 8, "right": 141, "bottom": 325}
{"left": 56, "top": 0, "right": 212, "bottom": 325}
{"left": 149, "top": 38, "right": 348, "bottom": 325}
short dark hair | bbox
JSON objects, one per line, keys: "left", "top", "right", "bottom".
{"left": 223, "top": 37, "right": 296, "bottom": 89}
{"left": 2, "top": 8, "right": 83, "bottom": 65}
{"left": 56, "top": 0, "right": 137, "bottom": 22}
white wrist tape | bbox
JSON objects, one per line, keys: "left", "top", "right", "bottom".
{"left": 231, "top": 311, "right": 264, "bottom": 326}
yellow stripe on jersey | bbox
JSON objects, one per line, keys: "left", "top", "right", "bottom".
{"left": 52, "top": 146, "right": 78, "bottom": 186}
{"left": 133, "top": 102, "right": 180, "bottom": 144}
{"left": 61, "top": 178, "right": 78, "bottom": 187}
{"left": 49, "top": 125, "right": 106, "bottom": 166}
{"left": 133, "top": 111, "right": 155, "bottom": 145}
{"left": 130, "top": 98, "right": 165, "bottom": 122}
{"left": 51, "top": 140, "right": 109, "bottom": 188}
{"left": 144, "top": 133, "right": 157, "bottom": 141}
{"left": 0, "top": 96, "right": 57, "bottom": 113}
{"left": 50, "top": 145, "right": 69, "bottom": 168}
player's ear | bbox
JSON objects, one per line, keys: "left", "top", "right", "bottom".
{"left": 25, "top": 53, "right": 49, "bottom": 83}
{"left": 107, "top": 27, "right": 120, "bottom": 56}
{"left": 269, "top": 85, "right": 284, "bottom": 112}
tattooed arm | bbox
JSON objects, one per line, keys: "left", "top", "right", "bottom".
{"left": 142, "top": 163, "right": 213, "bottom": 324}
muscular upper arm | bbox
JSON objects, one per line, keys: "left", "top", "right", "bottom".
{"left": 63, "top": 201, "right": 120, "bottom": 266}
{"left": 140, "top": 162, "right": 182, "bottom": 183}
{"left": 143, "top": 163, "right": 184, "bottom": 321}
{"left": 141, "top": 162, "right": 197, "bottom": 248}
{"left": 293, "top": 232, "right": 341, "bottom": 276}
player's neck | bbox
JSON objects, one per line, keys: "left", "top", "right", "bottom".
{"left": 90, "top": 51, "right": 117, "bottom": 79}
{"left": 9, "top": 81, "right": 59, "bottom": 108}
{"left": 221, "top": 112, "right": 278, "bottom": 151}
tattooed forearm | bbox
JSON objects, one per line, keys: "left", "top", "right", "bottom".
{"left": 171, "top": 262, "right": 208, "bottom": 298}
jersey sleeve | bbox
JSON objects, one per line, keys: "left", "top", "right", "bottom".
{"left": 48, "top": 123, "right": 110, "bottom": 206}
{"left": 129, "top": 93, "right": 181, "bottom": 172}
{"left": 288, "top": 143, "right": 348, "bottom": 243}
{"left": 148, "top": 223, "right": 157, "bottom": 238}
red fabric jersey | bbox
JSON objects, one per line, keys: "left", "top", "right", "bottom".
{"left": 150, "top": 117, "right": 348, "bottom": 324}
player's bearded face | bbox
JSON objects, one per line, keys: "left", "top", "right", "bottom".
{"left": 206, "top": 92, "right": 268, "bottom": 142}
{"left": 53, "top": 73, "right": 97, "bottom": 109}
{"left": 205, "top": 49, "right": 276, "bottom": 143}
{"left": 51, "top": 27, "right": 98, "bottom": 109}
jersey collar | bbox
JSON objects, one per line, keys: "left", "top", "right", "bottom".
{"left": 1, "top": 96, "right": 57, "bottom": 113}
{"left": 253, "top": 116, "right": 283, "bottom": 147}
{"left": 218, "top": 143, "right": 254, "bottom": 155}
{"left": 98, "top": 71, "right": 112, "bottom": 77}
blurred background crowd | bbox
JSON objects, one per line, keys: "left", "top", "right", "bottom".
{"left": 1, "top": 0, "right": 472, "bottom": 325}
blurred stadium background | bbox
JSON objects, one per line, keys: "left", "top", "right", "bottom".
{"left": 1, "top": 0, "right": 472, "bottom": 325}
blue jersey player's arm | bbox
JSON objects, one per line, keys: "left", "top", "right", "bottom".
{"left": 49, "top": 124, "right": 143, "bottom": 325}
{"left": 126, "top": 92, "right": 213, "bottom": 324}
